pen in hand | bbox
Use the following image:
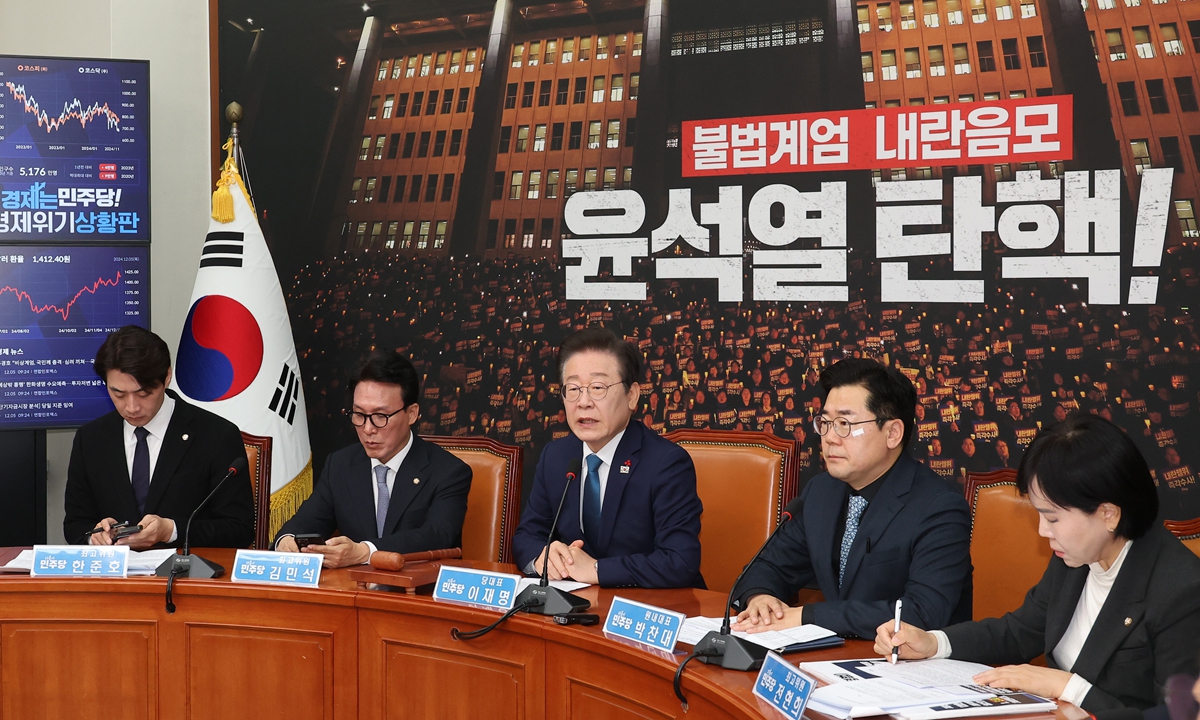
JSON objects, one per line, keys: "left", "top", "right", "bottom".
{"left": 891, "top": 598, "right": 903, "bottom": 664}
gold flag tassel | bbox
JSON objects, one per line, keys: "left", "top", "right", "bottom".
{"left": 211, "top": 103, "right": 256, "bottom": 224}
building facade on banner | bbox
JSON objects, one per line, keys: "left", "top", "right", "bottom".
{"left": 330, "top": 0, "right": 1200, "bottom": 254}
{"left": 288, "top": 0, "right": 1197, "bottom": 522}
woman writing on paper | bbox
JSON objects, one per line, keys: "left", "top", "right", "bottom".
{"left": 875, "top": 414, "right": 1200, "bottom": 714}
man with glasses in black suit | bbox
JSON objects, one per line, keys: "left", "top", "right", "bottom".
{"left": 274, "top": 352, "right": 472, "bottom": 568}
{"left": 731, "top": 358, "right": 973, "bottom": 639}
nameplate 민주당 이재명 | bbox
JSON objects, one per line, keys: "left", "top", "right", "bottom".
{"left": 433, "top": 566, "right": 522, "bottom": 611}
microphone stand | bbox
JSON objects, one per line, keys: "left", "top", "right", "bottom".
{"left": 512, "top": 458, "right": 591, "bottom": 615}
{"left": 692, "top": 498, "right": 802, "bottom": 671}
{"left": 156, "top": 456, "right": 249, "bottom": 582}
{"left": 453, "top": 459, "right": 589, "bottom": 642}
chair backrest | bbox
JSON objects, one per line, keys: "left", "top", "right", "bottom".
{"left": 965, "top": 469, "right": 1051, "bottom": 621}
{"left": 426, "top": 436, "right": 523, "bottom": 564}
{"left": 664, "top": 429, "right": 799, "bottom": 595}
{"left": 1164, "top": 518, "right": 1200, "bottom": 558}
{"left": 241, "top": 431, "right": 273, "bottom": 549}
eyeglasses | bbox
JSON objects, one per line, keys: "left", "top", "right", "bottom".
{"left": 347, "top": 407, "right": 407, "bottom": 428}
{"left": 813, "top": 416, "right": 881, "bottom": 438}
{"left": 560, "top": 382, "right": 624, "bottom": 403}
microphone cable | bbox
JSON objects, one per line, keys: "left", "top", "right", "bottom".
{"left": 449, "top": 597, "right": 544, "bottom": 641}
{"left": 165, "top": 560, "right": 187, "bottom": 614}
{"left": 673, "top": 647, "right": 720, "bottom": 710}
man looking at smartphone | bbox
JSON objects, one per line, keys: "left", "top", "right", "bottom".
{"left": 64, "top": 326, "right": 254, "bottom": 549}
{"left": 274, "top": 351, "right": 472, "bottom": 568}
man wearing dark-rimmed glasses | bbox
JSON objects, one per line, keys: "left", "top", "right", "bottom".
{"left": 274, "top": 351, "right": 471, "bottom": 567}
{"left": 730, "top": 358, "right": 972, "bottom": 638}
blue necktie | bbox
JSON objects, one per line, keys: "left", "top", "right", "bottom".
{"left": 583, "top": 454, "right": 603, "bottom": 548}
{"left": 839, "top": 495, "right": 868, "bottom": 587}
{"left": 131, "top": 426, "right": 150, "bottom": 515}
{"left": 374, "top": 464, "right": 391, "bottom": 537}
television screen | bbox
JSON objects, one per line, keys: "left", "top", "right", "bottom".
{"left": 0, "top": 244, "right": 148, "bottom": 428}
{"left": 0, "top": 55, "right": 150, "bottom": 242}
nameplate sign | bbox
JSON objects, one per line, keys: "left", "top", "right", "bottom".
{"left": 602, "top": 596, "right": 685, "bottom": 653}
{"left": 230, "top": 550, "right": 322, "bottom": 588}
{"left": 753, "top": 652, "right": 816, "bottom": 720}
{"left": 30, "top": 545, "right": 128, "bottom": 578}
{"left": 432, "top": 566, "right": 520, "bottom": 612}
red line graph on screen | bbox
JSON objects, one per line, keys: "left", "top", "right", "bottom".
{"left": 0, "top": 272, "right": 122, "bottom": 321}
{"left": 3, "top": 82, "right": 122, "bottom": 133}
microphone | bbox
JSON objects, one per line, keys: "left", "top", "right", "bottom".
{"left": 156, "top": 455, "right": 249, "bottom": 581}
{"left": 514, "top": 456, "right": 591, "bottom": 615}
{"left": 693, "top": 495, "right": 805, "bottom": 671}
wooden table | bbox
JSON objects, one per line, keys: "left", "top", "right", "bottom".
{"left": 0, "top": 548, "right": 1073, "bottom": 720}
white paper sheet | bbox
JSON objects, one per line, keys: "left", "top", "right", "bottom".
{"left": 868, "top": 658, "right": 994, "bottom": 688}
{"left": 677, "top": 616, "right": 836, "bottom": 650}
{"left": 515, "top": 577, "right": 589, "bottom": 593}
{"left": 799, "top": 658, "right": 992, "bottom": 688}
{"left": 812, "top": 677, "right": 985, "bottom": 712}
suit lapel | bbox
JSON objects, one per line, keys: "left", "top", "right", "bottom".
{"left": 145, "top": 399, "right": 193, "bottom": 514}
{"left": 1045, "top": 566, "right": 1088, "bottom": 656}
{"left": 597, "top": 423, "right": 640, "bottom": 555}
{"left": 1065, "top": 536, "right": 1153, "bottom": 678}
{"left": 343, "top": 447, "right": 373, "bottom": 538}
{"left": 382, "top": 436, "right": 431, "bottom": 534}
{"left": 806, "top": 479, "right": 842, "bottom": 594}
{"left": 838, "top": 456, "right": 914, "bottom": 593}
{"left": 561, "top": 438, "right": 586, "bottom": 542}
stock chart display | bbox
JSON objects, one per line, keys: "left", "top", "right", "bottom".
{"left": 0, "top": 55, "right": 150, "bottom": 241}
{"left": 0, "top": 245, "right": 148, "bottom": 428}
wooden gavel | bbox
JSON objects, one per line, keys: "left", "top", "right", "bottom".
{"left": 369, "top": 548, "right": 461, "bottom": 571}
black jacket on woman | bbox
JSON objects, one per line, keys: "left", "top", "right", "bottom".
{"left": 943, "top": 525, "right": 1200, "bottom": 713}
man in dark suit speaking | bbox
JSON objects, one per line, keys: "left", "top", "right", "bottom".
{"left": 512, "top": 328, "right": 704, "bottom": 588}
{"left": 732, "top": 358, "right": 972, "bottom": 638}
{"left": 275, "top": 351, "right": 471, "bottom": 568}
{"left": 64, "top": 326, "right": 254, "bottom": 549}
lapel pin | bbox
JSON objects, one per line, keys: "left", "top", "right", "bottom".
{"left": 413, "top": 477, "right": 420, "bottom": 484}
{"left": 182, "top": 434, "right": 189, "bottom": 441}
{"left": 1124, "top": 617, "right": 1132, "bottom": 626}
{"left": 620, "top": 460, "right": 631, "bottom": 474}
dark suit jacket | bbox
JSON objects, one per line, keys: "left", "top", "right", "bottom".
{"left": 511, "top": 421, "right": 704, "bottom": 589}
{"left": 64, "top": 390, "right": 254, "bottom": 548}
{"left": 736, "top": 453, "right": 973, "bottom": 638}
{"left": 275, "top": 435, "right": 472, "bottom": 553}
{"left": 944, "top": 525, "right": 1200, "bottom": 713}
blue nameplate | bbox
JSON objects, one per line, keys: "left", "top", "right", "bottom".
{"left": 30, "top": 545, "right": 129, "bottom": 578}
{"left": 753, "top": 652, "right": 816, "bottom": 720}
{"left": 230, "top": 550, "right": 322, "bottom": 587}
{"left": 602, "top": 596, "right": 685, "bottom": 653}
{"left": 432, "top": 566, "right": 521, "bottom": 611}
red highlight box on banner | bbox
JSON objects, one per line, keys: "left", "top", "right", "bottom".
{"left": 682, "top": 95, "right": 1073, "bottom": 177}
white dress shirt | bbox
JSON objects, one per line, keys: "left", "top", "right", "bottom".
{"left": 579, "top": 428, "right": 626, "bottom": 533}
{"left": 121, "top": 394, "right": 177, "bottom": 542}
{"left": 931, "top": 539, "right": 1134, "bottom": 707}
{"left": 363, "top": 432, "right": 415, "bottom": 557}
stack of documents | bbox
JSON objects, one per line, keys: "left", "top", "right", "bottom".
{"left": 798, "top": 658, "right": 1057, "bottom": 719}
{"left": 677, "top": 617, "right": 843, "bottom": 653}
{"left": 2, "top": 548, "right": 178, "bottom": 576}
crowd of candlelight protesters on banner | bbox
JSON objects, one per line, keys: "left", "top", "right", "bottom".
{"left": 286, "top": 246, "right": 1200, "bottom": 521}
